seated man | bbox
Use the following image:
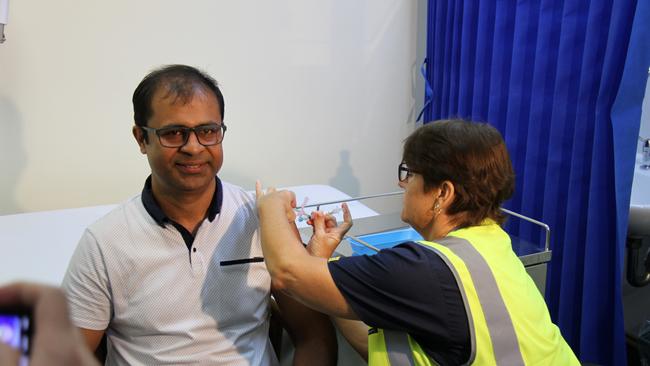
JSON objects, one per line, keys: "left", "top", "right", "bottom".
{"left": 62, "top": 64, "right": 335, "bottom": 365}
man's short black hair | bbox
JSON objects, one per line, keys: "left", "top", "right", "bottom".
{"left": 132, "top": 64, "right": 225, "bottom": 128}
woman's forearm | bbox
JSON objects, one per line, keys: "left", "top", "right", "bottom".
{"left": 258, "top": 200, "right": 309, "bottom": 290}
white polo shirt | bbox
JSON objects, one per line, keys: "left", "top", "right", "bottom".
{"left": 62, "top": 179, "right": 277, "bottom": 365}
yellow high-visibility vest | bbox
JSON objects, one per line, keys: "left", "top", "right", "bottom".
{"left": 367, "top": 221, "right": 579, "bottom": 365}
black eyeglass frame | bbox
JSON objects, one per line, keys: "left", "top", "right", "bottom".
{"left": 398, "top": 162, "right": 418, "bottom": 182}
{"left": 140, "top": 123, "right": 227, "bottom": 148}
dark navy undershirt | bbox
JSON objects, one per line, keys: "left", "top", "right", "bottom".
{"left": 328, "top": 241, "right": 471, "bottom": 365}
{"left": 141, "top": 175, "right": 223, "bottom": 251}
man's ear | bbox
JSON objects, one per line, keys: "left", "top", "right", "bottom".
{"left": 133, "top": 125, "right": 147, "bottom": 154}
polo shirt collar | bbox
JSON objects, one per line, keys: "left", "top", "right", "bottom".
{"left": 141, "top": 175, "right": 223, "bottom": 227}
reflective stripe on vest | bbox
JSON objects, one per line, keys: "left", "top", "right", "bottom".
{"left": 425, "top": 236, "right": 524, "bottom": 365}
{"left": 384, "top": 330, "right": 415, "bottom": 366}
{"left": 378, "top": 236, "right": 525, "bottom": 365}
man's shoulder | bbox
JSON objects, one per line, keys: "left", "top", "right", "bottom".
{"left": 86, "top": 194, "right": 146, "bottom": 233}
{"left": 220, "top": 180, "right": 251, "bottom": 196}
{"left": 219, "top": 180, "right": 256, "bottom": 206}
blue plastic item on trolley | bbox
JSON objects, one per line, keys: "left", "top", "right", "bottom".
{"left": 347, "top": 227, "right": 543, "bottom": 258}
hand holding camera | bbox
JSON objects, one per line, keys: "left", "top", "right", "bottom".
{"left": 0, "top": 283, "right": 98, "bottom": 366}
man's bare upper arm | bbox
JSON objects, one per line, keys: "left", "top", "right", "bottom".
{"left": 79, "top": 328, "right": 105, "bottom": 352}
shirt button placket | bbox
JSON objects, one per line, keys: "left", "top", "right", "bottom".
{"left": 191, "top": 246, "right": 205, "bottom": 276}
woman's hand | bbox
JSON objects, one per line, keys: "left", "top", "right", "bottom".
{"left": 255, "top": 180, "right": 352, "bottom": 258}
{"left": 307, "top": 203, "right": 353, "bottom": 258}
{"left": 255, "top": 181, "right": 297, "bottom": 222}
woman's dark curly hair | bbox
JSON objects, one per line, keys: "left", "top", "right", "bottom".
{"left": 402, "top": 119, "right": 515, "bottom": 227}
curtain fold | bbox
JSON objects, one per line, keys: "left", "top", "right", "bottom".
{"left": 423, "top": 1, "right": 650, "bottom": 364}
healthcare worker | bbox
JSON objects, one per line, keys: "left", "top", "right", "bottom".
{"left": 256, "top": 119, "right": 579, "bottom": 365}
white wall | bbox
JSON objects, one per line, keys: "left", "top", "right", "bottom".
{"left": 0, "top": 0, "right": 426, "bottom": 215}
{"left": 640, "top": 71, "right": 650, "bottom": 149}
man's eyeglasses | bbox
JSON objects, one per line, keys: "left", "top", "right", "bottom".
{"left": 398, "top": 162, "right": 417, "bottom": 182}
{"left": 140, "top": 123, "right": 227, "bottom": 148}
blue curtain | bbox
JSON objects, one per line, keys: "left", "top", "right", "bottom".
{"left": 422, "top": 1, "right": 650, "bottom": 365}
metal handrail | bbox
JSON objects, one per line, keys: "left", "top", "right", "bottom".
{"left": 499, "top": 207, "right": 551, "bottom": 252}
{"left": 305, "top": 191, "right": 551, "bottom": 252}
{"left": 302, "top": 191, "right": 403, "bottom": 209}
{"left": 345, "top": 234, "right": 381, "bottom": 252}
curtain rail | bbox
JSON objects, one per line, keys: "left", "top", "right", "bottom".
{"left": 304, "top": 191, "right": 550, "bottom": 251}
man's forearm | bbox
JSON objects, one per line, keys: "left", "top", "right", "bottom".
{"left": 273, "top": 289, "right": 337, "bottom": 366}
{"left": 287, "top": 304, "right": 338, "bottom": 366}
{"left": 333, "top": 317, "right": 369, "bottom": 362}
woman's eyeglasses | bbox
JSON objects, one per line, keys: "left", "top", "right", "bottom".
{"left": 398, "top": 162, "right": 417, "bottom": 182}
